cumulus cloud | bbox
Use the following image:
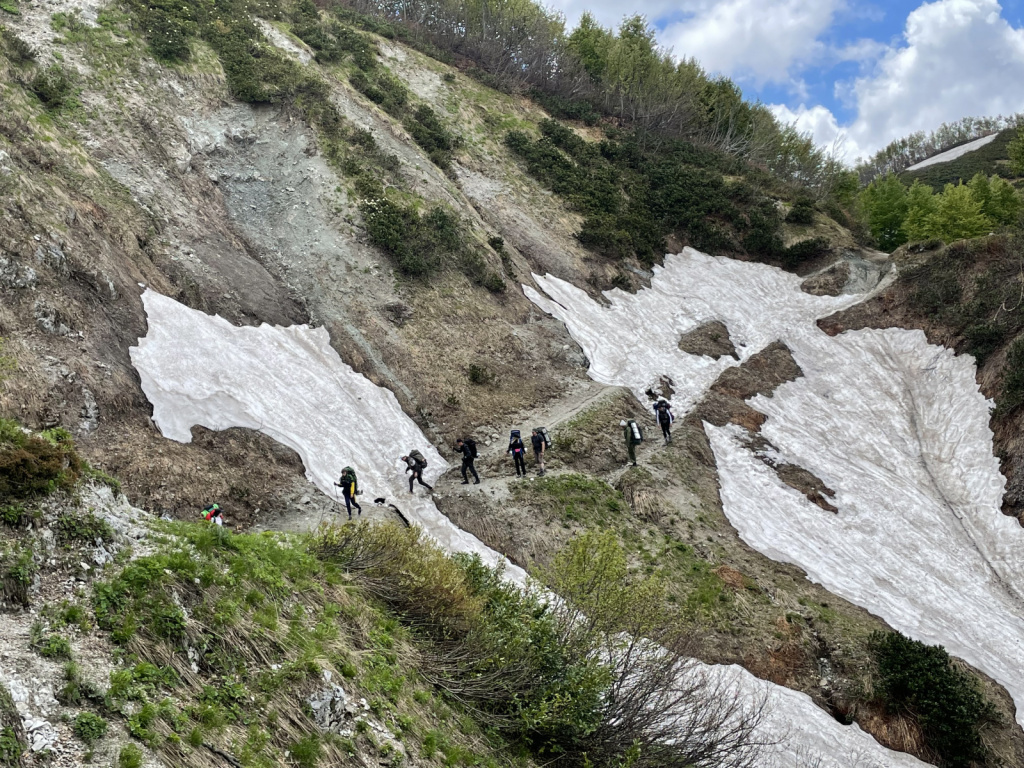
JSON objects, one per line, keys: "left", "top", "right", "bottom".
{"left": 662, "top": 0, "right": 842, "bottom": 85}
{"left": 844, "top": 0, "right": 1024, "bottom": 155}
{"left": 770, "top": 104, "right": 865, "bottom": 162}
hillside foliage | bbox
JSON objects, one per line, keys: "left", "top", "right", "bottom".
{"left": 859, "top": 173, "right": 1021, "bottom": 252}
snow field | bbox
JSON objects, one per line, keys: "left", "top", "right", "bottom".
{"left": 903, "top": 133, "right": 999, "bottom": 172}
{"left": 131, "top": 286, "right": 931, "bottom": 767}
{"left": 527, "top": 250, "right": 1024, "bottom": 730}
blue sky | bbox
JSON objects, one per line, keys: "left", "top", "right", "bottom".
{"left": 542, "top": 0, "right": 1024, "bottom": 161}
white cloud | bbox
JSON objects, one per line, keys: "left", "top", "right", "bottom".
{"left": 769, "top": 0, "right": 1024, "bottom": 163}
{"left": 844, "top": 0, "right": 1024, "bottom": 156}
{"left": 770, "top": 103, "right": 865, "bottom": 162}
{"left": 661, "top": 0, "right": 842, "bottom": 85}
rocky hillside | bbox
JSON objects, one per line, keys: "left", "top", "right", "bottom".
{"left": 2, "top": 0, "right": 1024, "bottom": 766}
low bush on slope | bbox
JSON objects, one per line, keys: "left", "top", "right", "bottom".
{"left": 871, "top": 631, "right": 998, "bottom": 767}
{"left": 0, "top": 419, "right": 81, "bottom": 500}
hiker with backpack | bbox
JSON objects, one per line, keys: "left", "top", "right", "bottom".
{"left": 621, "top": 419, "right": 641, "bottom": 466}
{"left": 653, "top": 398, "right": 674, "bottom": 444}
{"left": 334, "top": 466, "right": 362, "bottom": 519}
{"left": 530, "top": 428, "right": 547, "bottom": 476}
{"left": 402, "top": 450, "right": 433, "bottom": 493}
{"left": 507, "top": 430, "right": 527, "bottom": 477}
{"left": 202, "top": 503, "right": 224, "bottom": 526}
{"left": 455, "top": 438, "right": 480, "bottom": 484}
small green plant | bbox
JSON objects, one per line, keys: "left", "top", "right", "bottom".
{"left": 467, "top": 364, "right": 492, "bottom": 385}
{"left": 0, "top": 418, "right": 82, "bottom": 500}
{"left": 55, "top": 511, "right": 114, "bottom": 545}
{"left": 72, "top": 712, "right": 107, "bottom": 745}
{"left": 118, "top": 743, "right": 143, "bottom": 768}
{"left": 37, "top": 634, "right": 72, "bottom": 660}
{"left": 0, "top": 0, "right": 19, "bottom": 16}
{"left": 28, "top": 64, "right": 73, "bottom": 109}
{"left": 289, "top": 734, "right": 322, "bottom": 768}
{"left": 0, "top": 504, "right": 24, "bottom": 527}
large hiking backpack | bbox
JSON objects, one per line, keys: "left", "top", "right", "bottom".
{"left": 410, "top": 449, "right": 428, "bottom": 469}
{"left": 464, "top": 438, "right": 478, "bottom": 459}
{"left": 509, "top": 429, "right": 524, "bottom": 454}
{"left": 340, "top": 467, "right": 357, "bottom": 486}
{"left": 535, "top": 427, "right": 552, "bottom": 449}
{"left": 628, "top": 420, "right": 644, "bottom": 445}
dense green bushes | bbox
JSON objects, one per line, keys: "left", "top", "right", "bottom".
{"left": 860, "top": 172, "right": 1021, "bottom": 251}
{"left": 359, "top": 195, "right": 503, "bottom": 289}
{"left": 0, "top": 419, "right": 81, "bottom": 500}
{"left": 505, "top": 119, "right": 800, "bottom": 264}
{"left": 871, "top": 631, "right": 996, "bottom": 766}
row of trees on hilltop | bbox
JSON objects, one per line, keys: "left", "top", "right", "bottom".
{"left": 335, "top": 0, "right": 851, "bottom": 197}
{"left": 860, "top": 172, "right": 1022, "bottom": 251}
{"left": 855, "top": 114, "right": 1024, "bottom": 182}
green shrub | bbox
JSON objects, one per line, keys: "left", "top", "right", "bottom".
{"left": 467, "top": 364, "right": 492, "bottom": 385}
{"left": 55, "top": 511, "right": 114, "bottom": 545}
{"left": 781, "top": 237, "right": 830, "bottom": 269}
{"left": 1, "top": 544, "right": 34, "bottom": 607}
{"left": 1000, "top": 336, "right": 1024, "bottom": 414}
{"left": 0, "top": 504, "right": 24, "bottom": 527}
{"left": 36, "top": 633, "right": 72, "bottom": 660}
{"left": 72, "top": 712, "right": 107, "bottom": 745}
{"left": 290, "top": 735, "right": 322, "bottom": 768}
{"left": 0, "top": 25, "right": 34, "bottom": 63}
{"left": 871, "top": 631, "right": 996, "bottom": 766}
{"left": 29, "top": 64, "right": 73, "bottom": 109}
{"left": 786, "top": 196, "right": 816, "bottom": 224}
{"left": 360, "top": 197, "right": 469, "bottom": 279}
{"left": 118, "top": 743, "right": 143, "bottom": 768}
{"left": 0, "top": 419, "right": 82, "bottom": 500}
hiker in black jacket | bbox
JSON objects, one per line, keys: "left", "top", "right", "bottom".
{"left": 455, "top": 438, "right": 480, "bottom": 484}
{"left": 401, "top": 452, "right": 433, "bottom": 493}
{"left": 530, "top": 429, "right": 546, "bottom": 476}
{"left": 508, "top": 433, "right": 527, "bottom": 477}
{"left": 653, "top": 398, "right": 674, "bottom": 444}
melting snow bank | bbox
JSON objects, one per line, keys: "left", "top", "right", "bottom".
{"left": 526, "top": 248, "right": 1024, "bottom": 737}
{"left": 130, "top": 289, "right": 522, "bottom": 582}
{"left": 131, "top": 288, "right": 931, "bottom": 767}
{"left": 903, "top": 133, "right": 999, "bottom": 171}
{"left": 524, "top": 250, "right": 861, "bottom": 410}
{"left": 708, "top": 326, "right": 1024, "bottom": 727}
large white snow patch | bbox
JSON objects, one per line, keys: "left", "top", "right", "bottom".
{"left": 525, "top": 249, "right": 861, "bottom": 411}
{"left": 708, "top": 326, "right": 1024, "bottom": 726}
{"left": 903, "top": 133, "right": 999, "bottom": 171}
{"left": 526, "top": 248, "right": 1024, "bottom": 731}
{"left": 131, "top": 288, "right": 929, "bottom": 768}
{"left": 129, "top": 288, "right": 521, "bottom": 579}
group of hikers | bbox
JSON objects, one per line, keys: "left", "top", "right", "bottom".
{"left": 200, "top": 397, "right": 675, "bottom": 524}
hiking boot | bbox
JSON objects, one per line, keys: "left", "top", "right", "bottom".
{"left": 461, "top": 480, "right": 470, "bottom": 485}
{"left": 474, "top": 479, "right": 480, "bottom": 484}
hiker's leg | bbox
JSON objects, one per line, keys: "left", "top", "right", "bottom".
{"left": 408, "top": 474, "right": 414, "bottom": 492}
{"left": 461, "top": 461, "right": 469, "bottom": 482}
{"left": 350, "top": 494, "right": 361, "bottom": 514}
{"left": 470, "top": 461, "right": 479, "bottom": 482}
{"left": 343, "top": 494, "right": 353, "bottom": 517}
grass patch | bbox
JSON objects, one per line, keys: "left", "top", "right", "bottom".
{"left": 510, "top": 473, "right": 625, "bottom": 523}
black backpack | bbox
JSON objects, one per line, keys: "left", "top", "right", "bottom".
{"left": 534, "top": 427, "right": 552, "bottom": 449}
{"left": 464, "top": 438, "right": 478, "bottom": 459}
{"left": 628, "top": 420, "right": 644, "bottom": 445}
{"left": 410, "top": 449, "right": 428, "bottom": 469}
